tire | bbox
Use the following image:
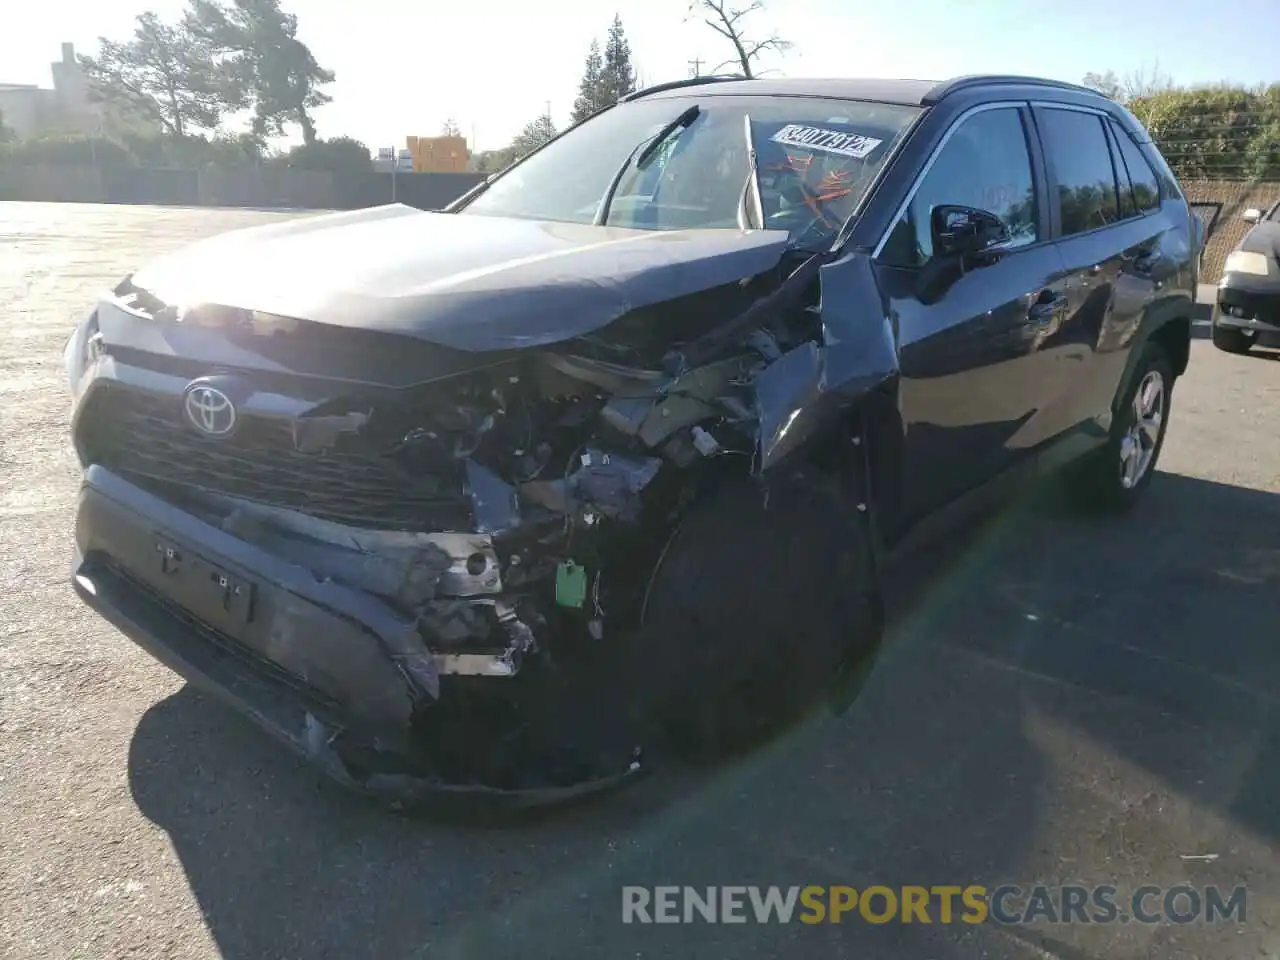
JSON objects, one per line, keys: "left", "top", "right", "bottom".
{"left": 1069, "top": 342, "right": 1174, "bottom": 512}
{"left": 634, "top": 477, "right": 880, "bottom": 759}
{"left": 1212, "top": 323, "right": 1253, "bottom": 355}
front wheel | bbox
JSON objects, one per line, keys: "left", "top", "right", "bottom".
{"left": 1069, "top": 343, "right": 1174, "bottom": 512}
{"left": 635, "top": 478, "right": 880, "bottom": 759}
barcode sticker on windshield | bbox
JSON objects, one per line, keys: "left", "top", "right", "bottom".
{"left": 770, "top": 124, "right": 883, "bottom": 159}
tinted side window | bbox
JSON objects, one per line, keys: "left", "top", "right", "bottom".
{"left": 880, "top": 107, "right": 1038, "bottom": 267}
{"left": 1038, "top": 109, "right": 1120, "bottom": 236}
{"left": 1110, "top": 122, "right": 1160, "bottom": 213}
{"left": 1108, "top": 126, "right": 1138, "bottom": 219}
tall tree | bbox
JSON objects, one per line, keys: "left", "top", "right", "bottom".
{"left": 511, "top": 112, "right": 557, "bottom": 155}
{"left": 599, "top": 15, "right": 637, "bottom": 104}
{"left": 186, "top": 0, "right": 334, "bottom": 145}
{"left": 78, "top": 12, "right": 239, "bottom": 138}
{"left": 441, "top": 117, "right": 462, "bottom": 137}
{"left": 689, "top": 0, "right": 792, "bottom": 79}
{"left": 0, "top": 109, "right": 14, "bottom": 143}
{"left": 571, "top": 39, "right": 608, "bottom": 123}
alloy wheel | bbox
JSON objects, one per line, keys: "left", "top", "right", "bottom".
{"left": 1118, "top": 369, "right": 1165, "bottom": 489}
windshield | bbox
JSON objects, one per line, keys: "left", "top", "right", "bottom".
{"left": 459, "top": 95, "right": 920, "bottom": 248}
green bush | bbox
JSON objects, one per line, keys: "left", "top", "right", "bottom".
{"left": 0, "top": 134, "right": 136, "bottom": 168}
{"left": 1131, "top": 84, "right": 1280, "bottom": 181}
{"left": 283, "top": 137, "right": 372, "bottom": 176}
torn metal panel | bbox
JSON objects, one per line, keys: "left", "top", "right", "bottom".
{"left": 754, "top": 340, "right": 827, "bottom": 471}
{"left": 519, "top": 448, "right": 662, "bottom": 521}
{"left": 216, "top": 494, "right": 502, "bottom": 601}
{"left": 466, "top": 459, "right": 522, "bottom": 534}
{"left": 637, "top": 395, "right": 719, "bottom": 447}
{"left": 596, "top": 354, "right": 756, "bottom": 446}
{"left": 672, "top": 250, "right": 830, "bottom": 371}
{"left": 754, "top": 253, "right": 899, "bottom": 472}
{"left": 634, "top": 355, "right": 756, "bottom": 447}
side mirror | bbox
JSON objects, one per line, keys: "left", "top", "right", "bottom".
{"left": 1243, "top": 208, "right": 1262, "bottom": 224}
{"left": 932, "top": 205, "right": 1010, "bottom": 260}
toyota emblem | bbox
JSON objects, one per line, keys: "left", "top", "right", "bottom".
{"left": 183, "top": 383, "right": 237, "bottom": 437}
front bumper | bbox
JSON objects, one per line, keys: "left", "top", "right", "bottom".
{"left": 1215, "top": 283, "right": 1280, "bottom": 341}
{"left": 72, "top": 466, "right": 641, "bottom": 809}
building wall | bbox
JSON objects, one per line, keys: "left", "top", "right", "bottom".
{"left": 0, "top": 43, "right": 153, "bottom": 139}
{"left": 50, "top": 42, "right": 103, "bottom": 133}
{"left": 0, "top": 85, "right": 55, "bottom": 138}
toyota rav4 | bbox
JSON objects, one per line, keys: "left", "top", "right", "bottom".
{"left": 65, "top": 74, "right": 1197, "bottom": 806}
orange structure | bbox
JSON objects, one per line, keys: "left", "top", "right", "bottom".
{"left": 406, "top": 135, "right": 470, "bottom": 173}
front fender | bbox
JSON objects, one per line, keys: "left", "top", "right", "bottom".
{"left": 755, "top": 253, "right": 899, "bottom": 472}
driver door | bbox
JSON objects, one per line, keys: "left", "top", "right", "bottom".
{"left": 874, "top": 104, "right": 1071, "bottom": 526}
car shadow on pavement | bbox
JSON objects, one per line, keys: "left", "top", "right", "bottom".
{"left": 127, "top": 470, "right": 1280, "bottom": 960}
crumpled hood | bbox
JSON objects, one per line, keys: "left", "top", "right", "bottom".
{"left": 129, "top": 204, "right": 792, "bottom": 351}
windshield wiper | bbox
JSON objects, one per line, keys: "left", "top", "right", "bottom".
{"left": 737, "top": 113, "right": 765, "bottom": 231}
{"left": 594, "top": 104, "right": 701, "bottom": 226}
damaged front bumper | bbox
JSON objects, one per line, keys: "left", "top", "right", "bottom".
{"left": 73, "top": 466, "right": 643, "bottom": 808}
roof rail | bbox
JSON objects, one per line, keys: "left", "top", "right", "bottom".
{"left": 621, "top": 74, "right": 748, "bottom": 102}
{"left": 924, "top": 74, "right": 1104, "bottom": 104}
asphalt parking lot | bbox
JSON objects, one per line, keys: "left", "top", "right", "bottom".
{"left": 2, "top": 201, "right": 1279, "bottom": 960}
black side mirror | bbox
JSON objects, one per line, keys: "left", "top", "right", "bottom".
{"left": 931, "top": 205, "right": 1010, "bottom": 261}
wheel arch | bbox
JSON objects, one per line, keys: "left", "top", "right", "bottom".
{"left": 1111, "top": 304, "right": 1192, "bottom": 417}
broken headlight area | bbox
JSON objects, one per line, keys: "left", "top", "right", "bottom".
{"left": 129, "top": 335, "right": 795, "bottom": 797}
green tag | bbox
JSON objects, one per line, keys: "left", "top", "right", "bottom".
{"left": 555, "top": 561, "right": 588, "bottom": 609}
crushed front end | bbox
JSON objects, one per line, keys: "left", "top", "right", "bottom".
{"left": 65, "top": 242, "right": 896, "bottom": 806}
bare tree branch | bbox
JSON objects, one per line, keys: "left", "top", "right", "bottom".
{"left": 689, "top": 0, "right": 791, "bottom": 79}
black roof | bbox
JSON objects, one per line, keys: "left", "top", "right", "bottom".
{"left": 632, "top": 74, "right": 1105, "bottom": 107}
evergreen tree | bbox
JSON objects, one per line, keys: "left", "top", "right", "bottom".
{"left": 511, "top": 112, "right": 557, "bottom": 155}
{"left": 78, "top": 11, "right": 241, "bottom": 138}
{"left": 571, "top": 39, "right": 607, "bottom": 124}
{"left": 599, "top": 15, "right": 636, "bottom": 105}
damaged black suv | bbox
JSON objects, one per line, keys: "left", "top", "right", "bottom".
{"left": 66, "top": 75, "right": 1197, "bottom": 805}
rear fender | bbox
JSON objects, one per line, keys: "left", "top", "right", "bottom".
{"left": 1110, "top": 303, "right": 1192, "bottom": 418}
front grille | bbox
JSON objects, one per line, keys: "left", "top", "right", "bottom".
{"left": 78, "top": 387, "right": 473, "bottom": 531}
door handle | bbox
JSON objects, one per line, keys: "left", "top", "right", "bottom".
{"left": 1028, "top": 291, "right": 1067, "bottom": 324}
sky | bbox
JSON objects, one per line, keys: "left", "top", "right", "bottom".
{"left": 3, "top": 0, "right": 1277, "bottom": 152}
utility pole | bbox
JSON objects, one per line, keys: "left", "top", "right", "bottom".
{"left": 688, "top": 57, "right": 703, "bottom": 78}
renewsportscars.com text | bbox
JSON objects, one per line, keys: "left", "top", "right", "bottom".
{"left": 621, "top": 885, "right": 1247, "bottom": 925}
